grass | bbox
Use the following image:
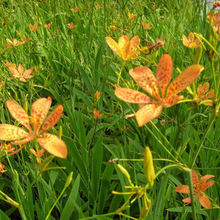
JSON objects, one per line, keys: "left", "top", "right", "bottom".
{"left": 0, "top": 0, "right": 219, "bottom": 219}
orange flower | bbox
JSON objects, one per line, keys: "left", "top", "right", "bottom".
{"left": 106, "top": 35, "right": 140, "bottom": 61}
{"left": 115, "top": 54, "right": 204, "bottom": 126}
{"left": 30, "top": 148, "right": 46, "bottom": 163}
{"left": 110, "top": 25, "right": 117, "bottom": 32}
{"left": 96, "top": 4, "right": 101, "bottom": 9}
{"left": 207, "top": 12, "right": 220, "bottom": 27}
{"left": 67, "top": 22, "right": 77, "bottom": 29}
{"left": 44, "top": 22, "right": 52, "bottom": 29}
{"left": 94, "top": 91, "right": 102, "bottom": 100}
{"left": 5, "top": 38, "right": 23, "bottom": 48}
{"left": 0, "top": 162, "right": 7, "bottom": 173}
{"left": 21, "top": 37, "right": 32, "bottom": 44}
{"left": 93, "top": 109, "right": 104, "bottom": 118}
{"left": 141, "top": 21, "right": 152, "bottom": 30}
{"left": 0, "top": 143, "right": 15, "bottom": 153}
{"left": 196, "top": 82, "right": 215, "bottom": 106}
{"left": 0, "top": 97, "right": 67, "bottom": 158}
{"left": 176, "top": 170, "right": 215, "bottom": 209}
{"left": 6, "top": 61, "right": 16, "bottom": 68}
{"left": 29, "top": 24, "right": 39, "bottom": 31}
{"left": 9, "top": 64, "right": 34, "bottom": 82}
{"left": 70, "top": 7, "right": 78, "bottom": 12}
{"left": 128, "top": 12, "right": 136, "bottom": 20}
{"left": 183, "top": 33, "right": 201, "bottom": 48}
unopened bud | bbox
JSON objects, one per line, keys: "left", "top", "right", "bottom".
{"left": 117, "top": 164, "right": 132, "bottom": 185}
{"left": 144, "top": 147, "right": 155, "bottom": 184}
{"left": 57, "top": 126, "right": 62, "bottom": 139}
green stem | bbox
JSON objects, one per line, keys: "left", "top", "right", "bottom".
{"left": 149, "top": 122, "right": 184, "bottom": 164}
{"left": 187, "top": 169, "right": 197, "bottom": 220}
{"left": 190, "top": 109, "right": 216, "bottom": 168}
{"left": 154, "top": 164, "right": 180, "bottom": 179}
{"left": 117, "top": 61, "right": 126, "bottom": 85}
{"left": 211, "top": 58, "right": 217, "bottom": 97}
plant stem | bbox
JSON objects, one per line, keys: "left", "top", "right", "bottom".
{"left": 187, "top": 169, "right": 197, "bottom": 220}
{"left": 190, "top": 109, "right": 216, "bottom": 168}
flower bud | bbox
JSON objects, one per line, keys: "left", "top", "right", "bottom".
{"left": 144, "top": 147, "right": 155, "bottom": 184}
{"left": 117, "top": 164, "right": 132, "bottom": 185}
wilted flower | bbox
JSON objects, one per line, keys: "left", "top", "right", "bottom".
{"left": 0, "top": 143, "right": 15, "bottom": 153}
{"left": 115, "top": 54, "right": 204, "bottom": 126}
{"left": 67, "top": 22, "right": 77, "bottom": 29}
{"left": 196, "top": 82, "right": 215, "bottom": 106}
{"left": 106, "top": 35, "right": 140, "bottom": 61}
{"left": 30, "top": 148, "right": 46, "bottom": 163}
{"left": 183, "top": 33, "right": 201, "bottom": 48}
{"left": 8, "top": 64, "right": 34, "bottom": 82}
{"left": 0, "top": 97, "right": 67, "bottom": 158}
{"left": 176, "top": 170, "right": 215, "bottom": 209}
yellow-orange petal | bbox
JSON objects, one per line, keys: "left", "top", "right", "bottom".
{"left": 197, "top": 82, "right": 210, "bottom": 96}
{"left": 115, "top": 87, "right": 153, "bottom": 103}
{"left": 175, "top": 185, "right": 190, "bottom": 194}
{"left": 198, "top": 193, "right": 211, "bottom": 209}
{"left": 204, "top": 90, "right": 215, "bottom": 99}
{"left": 40, "top": 105, "right": 63, "bottom": 132}
{"left": 127, "top": 36, "right": 140, "bottom": 60}
{"left": 0, "top": 124, "right": 28, "bottom": 141}
{"left": 118, "top": 35, "right": 130, "bottom": 60}
{"left": 23, "top": 68, "right": 34, "bottom": 78}
{"left": 156, "top": 54, "right": 173, "bottom": 97}
{"left": 6, "top": 100, "right": 31, "bottom": 131}
{"left": 31, "top": 97, "right": 52, "bottom": 132}
{"left": 129, "top": 66, "right": 159, "bottom": 99}
{"left": 11, "top": 136, "right": 34, "bottom": 145}
{"left": 135, "top": 104, "right": 163, "bottom": 127}
{"left": 37, "top": 133, "right": 67, "bottom": 158}
{"left": 164, "top": 95, "right": 184, "bottom": 107}
{"left": 166, "top": 65, "right": 204, "bottom": 101}
{"left": 106, "top": 37, "right": 123, "bottom": 59}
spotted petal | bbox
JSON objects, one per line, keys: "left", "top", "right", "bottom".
{"left": 0, "top": 124, "right": 28, "bottom": 141}
{"left": 106, "top": 37, "right": 123, "bottom": 59}
{"left": 126, "top": 36, "right": 140, "bottom": 60}
{"left": 156, "top": 54, "right": 173, "bottom": 98}
{"left": 31, "top": 97, "right": 52, "bottom": 132}
{"left": 192, "top": 169, "right": 199, "bottom": 185}
{"left": 129, "top": 66, "right": 160, "bottom": 99}
{"left": 115, "top": 88, "right": 154, "bottom": 103}
{"left": 6, "top": 100, "right": 31, "bottom": 131}
{"left": 166, "top": 65, "right": 204, "bottom": 101}
{"left": 175, "top": 185, "right": 190, "bottom": 194}
{"left": 200, "top": 175, "right": 215, "bottom": 191}
{"left": 37, "top": 133, "right": 67, "bottom": 158}
{"left": 135, "top": 104, "right": 163, "bottom": 127}
{"left": 11, "top": 136, "right": 34, "bottom": 145}
{"left": 197, "top": 82, "right": 210, "bottom": 96}
{"left": 40, "top": 105, "right": 63, "bottom": 132}
{"left": 198, "top": 193, "right": 211, "bottom": 209}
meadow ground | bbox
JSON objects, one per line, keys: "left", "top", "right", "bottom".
{"left": 0, "top": 0, "right": 219, "bottom": 219}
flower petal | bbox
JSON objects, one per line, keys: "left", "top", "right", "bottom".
{"left": 6, "top": 100, "right": 31, "bottom": 131}
{"left": 175, "top": 185, "right": 190, "bottom": 194}
{"left": 9, "top": 67, "right": 20, "bottom": 77}
{"left": 135, "top": 104, "right": 163, "bottom": 127}
{"left": 198, "top": 193, "right": 211, "bottom": 209}
{"left": 164, "top": 95, "right": 184, "bottom": 107}
{"left": 23, "top": 68, "right": 34, "bottom": 78}
{"left": 156, "top": 54, "right": 173, "bottom": 98}
{"left": 200, "top": 175, "right": 215, "bottom": 191}
{"left": 31, "top": 97, "right": 52, "bottom": 132}
{"left": 11, "top": 136, "right": 34, "bottom": 145}
{"left": 127, "top": 36, "right": 140, "bottom": 60}
{"left": 192, "top": 169, "right": 199, "bottom": 185}
{"left": 37, "top": 133, "right": 67, "bottom": 158}
{"left": 197, "top": 82, "right": 209, "bottom": 96}
{"left": 204, "top": 90, "right": 215, "bottom": 99}
{"left": 0, "top": 124, "right": 28, "bottom": 141}
{"left": 106, "top": 37, "right": 123, "bottom": 59}
{"left": 166, "top": 65, "right": 204, "bottom": 100}
{"left": 115, "top": 87, "right": 153, "bottom": 103}
{"left": 40, "top": 105, "right": 63, "bottom": 132}
{"left": 18, "top": 64, "right": 24, "bottom": 74}
{"left": 129, "top": 66, "right": 159, "bottom": 99}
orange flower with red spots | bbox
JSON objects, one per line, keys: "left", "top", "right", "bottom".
{"left": 176, "top": 170, "right": 215, "bottom": 209}
{"left": 0, "top": 97, "right": 67, "bottom": 158}
{"left": 115, "top": 54, "right": 204, "bottom": 126}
